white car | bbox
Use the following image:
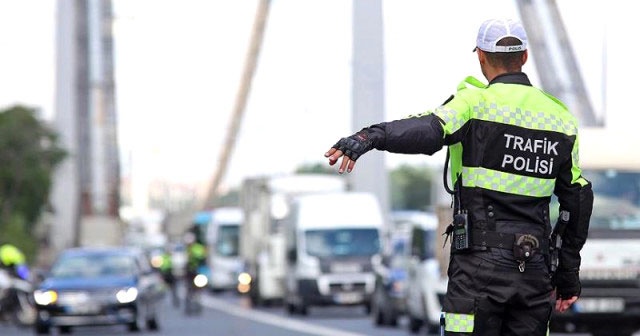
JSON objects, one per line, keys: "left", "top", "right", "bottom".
{"left": 392, "top": 210, "right": 447, "bottom": 335}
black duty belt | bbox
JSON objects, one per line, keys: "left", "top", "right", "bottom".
{"left": 471, "top": 229, "right": 547, "bottom": 251}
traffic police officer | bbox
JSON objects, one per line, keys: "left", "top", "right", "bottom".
{"left": 160, "top": 248, "right": 179, "bottom": 307}
{"left": 324, "top": 18, "right": 593, "bottom": 335}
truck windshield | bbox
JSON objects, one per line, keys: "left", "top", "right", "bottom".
{"left": 304, "top": 228, "right": 380, "bottom": 258}
{"left": 215, "top": 225, "right": 240, "bottom": 257}
{"left": 582, "top": 169, "right": 640, "bottom": 231}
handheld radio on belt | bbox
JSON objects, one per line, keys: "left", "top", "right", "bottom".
{"left": 452, "top": 211, "right": 470, "bottom": 251}
{"left": 442, "top": 148, "right": 471, "bottom": 251}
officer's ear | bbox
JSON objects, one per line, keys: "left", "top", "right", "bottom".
{"left": 521, "top": 50, "right": 528, "bottom": 66}
{"left": 476, "top": 49, "right": 486, "bottom": 66}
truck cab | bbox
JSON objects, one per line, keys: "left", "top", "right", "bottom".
{"left": 238, "top": 174, "right": 347, "bottom": 306}
{"left": 549, "top": 129, "right": 640, "bottom": 336}
{"left": 282, "top": 192, "right": 383, "bottom": 315}
{"left": 205, "top": 207, "right": 244, "bottom": 293}
{"left": 549, "top": 167, "right": 640, "bottom": 336}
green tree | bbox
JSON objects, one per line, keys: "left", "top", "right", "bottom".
{"left": 294, "top": 161, "right": 437, "bottom": 211}
{"left": 389, "top": 164, "right": 435, "bottom": 211}
{"left": 294, "top": 162, "right": 334, "bottom": 175}
{"left": 213, "top": 188, "right": 240, "bottom": 207}
{"left": 0, "top": 105, "right": 67, "bottom": 260}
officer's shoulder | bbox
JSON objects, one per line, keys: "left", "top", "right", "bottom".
{"left": 456, "top": 76, "right": 487, "bottom": 92}
{"left": 538, "top": 88, "right": 569, "bottom": 111}
{"left": 452, "top": 76, "right": 486, "bottom": 101}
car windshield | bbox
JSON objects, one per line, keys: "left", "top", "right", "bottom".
{"left": 551, "top": 169, "right": 640, "bottom": 232}
{"left": 215, "top": 225, "right": 240, "bottom": 257}
{"left": 584, "top": 169, "right": 640, "bottom": 230}
{"left": 51, "top": 253, "right": 137, "bottom": 278}
{"left": 304, "top": 228, "right": 380, "bottom": 258}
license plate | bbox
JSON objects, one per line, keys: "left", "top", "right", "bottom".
{"left": 67, "top": 304, "right": 100, "bottom": 314}
{"left": 574, "top": 298, "right": 624, "bottom": 313}
{"left": 334, "top": 292, "right": 362, "bottom": 304}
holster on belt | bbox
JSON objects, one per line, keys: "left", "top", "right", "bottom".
{"left": 472, "top": 230, "right": 544, "bottom": 257}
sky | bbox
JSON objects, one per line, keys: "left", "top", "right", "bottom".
{"left": 0, "top": 0, "right": 636, "bottom": 196}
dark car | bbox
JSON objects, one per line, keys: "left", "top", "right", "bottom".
{"left": 370, "top": 235, "right": 409, "bottom": 327}
{"left": 32, "top": 246, "right": 166, "bottom": 334}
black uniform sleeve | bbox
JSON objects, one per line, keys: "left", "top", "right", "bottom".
{"left": 363, "top": 114, "right": 446, "bottom": 156}
{"left": 554, "top": 176, "right": 592, "bottom": 299}
{"left": 555, "top": 180, "right": 593, "bottom": 271}
{"left": 552, "top": 136, "right": 593, "bottom": 299}
{"left": 554, "top": 156, "right": 594, "bottom": 272}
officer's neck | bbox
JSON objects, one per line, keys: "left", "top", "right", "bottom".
{"left": 483, "top": 67, "right": 520, "bottom": 83}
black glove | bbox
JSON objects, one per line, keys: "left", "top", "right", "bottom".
{"left": 332, "top": 131, "right": 374, "bottom": 161}
{"left": 554, "top": 269, "right": 581, "bottom": 299}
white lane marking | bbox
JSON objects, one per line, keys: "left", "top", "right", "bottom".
{"left": 200, "top": 295, "right": 367, "bottom": 336}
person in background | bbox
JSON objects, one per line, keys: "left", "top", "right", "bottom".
{"left": 324, "top": 18, "right": 593, "bottom": 335}
{"left": 183, "top": 230, "right": 207, "bottom": 306}
{"left": 160, "top": 247, "right": 179, "bottom": 308}
{"left": 0, "top": 243, "right": 29, "bottom": 281}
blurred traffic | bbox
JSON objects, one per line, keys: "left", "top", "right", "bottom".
{"left": 0, "top": 164, "right": 639, "bottom": 335}
{"left": 0, "top": 1, "right": 639, "bottom": 336}
{"left": 0, "top": 243, "right": 35, "bottom": 327}
{"left": 32, "top": 246, "right": 165, "bottom": 334}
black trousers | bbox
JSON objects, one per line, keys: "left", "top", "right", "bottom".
{"left": 442, "top": 249, "right": 553, "bottom": 336}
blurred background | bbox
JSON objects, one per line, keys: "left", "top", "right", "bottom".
{"left": 1, "top": 0, "right": 632, "bottom": 257}
{"left": 0, "top": 1, "right": 638, "bottom": 335}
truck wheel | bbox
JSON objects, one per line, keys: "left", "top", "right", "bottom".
{"left": 285, "top": 302, "right": 296, "bottom": 315}
{"left": 298, "top": 304, "right": 308, "bottom": 316}
{"left": 147, "top": 315, "right": 160, "bottom": 331}
{"left": 249, "top": 278, "right": 263, "bottom": 307}
{"left": 34, "top": 322, "right": 50, "bottom": 335}
{"left": 387, "top": 312, "right": 398, "bottom": 327}
{"left": 408, "top": 314, "right": 422, "bottom": 334}
{"left": 426, "top": 322, "right": 440, "bottom": 335}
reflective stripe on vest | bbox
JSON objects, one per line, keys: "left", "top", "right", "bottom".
{"left": 462, "top": 167, "right": 556, "bottom": 197}
{"left": 433, "top": 96, "right": 577, "bottom": 136}
{"left": 444, "top": 312, "right": 474, "bottom": 333}
{"left": 473, "top": 101, "right": 577, "bottom": 135}
{"left": 430, "top": 76, "right": 585, "bottom": 194}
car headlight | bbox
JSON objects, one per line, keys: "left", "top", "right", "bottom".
{"left": 237, "top": 272, "right": 252, "bottom": 285}
{"left": 116, "top": 287, "right": 138, "bottom": 304}
{"left": 194, "top": 274, "right": 208, "bottom": 288}
{"left": 150, "top": 255, "right": 164, "bottom": 269}
{"left": 34, "top": 290, "right": 58, "bottom": 305}
{"left": 237, "top": 272, "right": 252, "bottom": 294}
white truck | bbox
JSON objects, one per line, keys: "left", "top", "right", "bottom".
{"left": 282, "top": 191, "right": 384, "bottom": 315}
{"left": 204, "top": 207, "right": 244, "bottom": 293}
{"left": 238, "top": 174, "right": 347, "bottom": 306}
{"left": 549, "top": 129, "right": 640, "bottom": 336}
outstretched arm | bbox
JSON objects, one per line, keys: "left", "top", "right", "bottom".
{"left": 324, "top": 113, "right": 446, "bottom": 173}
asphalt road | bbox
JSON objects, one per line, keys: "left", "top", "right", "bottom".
{"left": 0, "top": 286, "right": 630, "bottom": 336}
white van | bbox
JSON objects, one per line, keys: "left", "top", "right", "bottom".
{"left": 398, "top": 210, "right": 447, "bottom": 335}
{"left": 283, "top": 192, "right": 384, "bottom": 315}
{"left": 205, "top": 207, "right": 244, "bottom": 292}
